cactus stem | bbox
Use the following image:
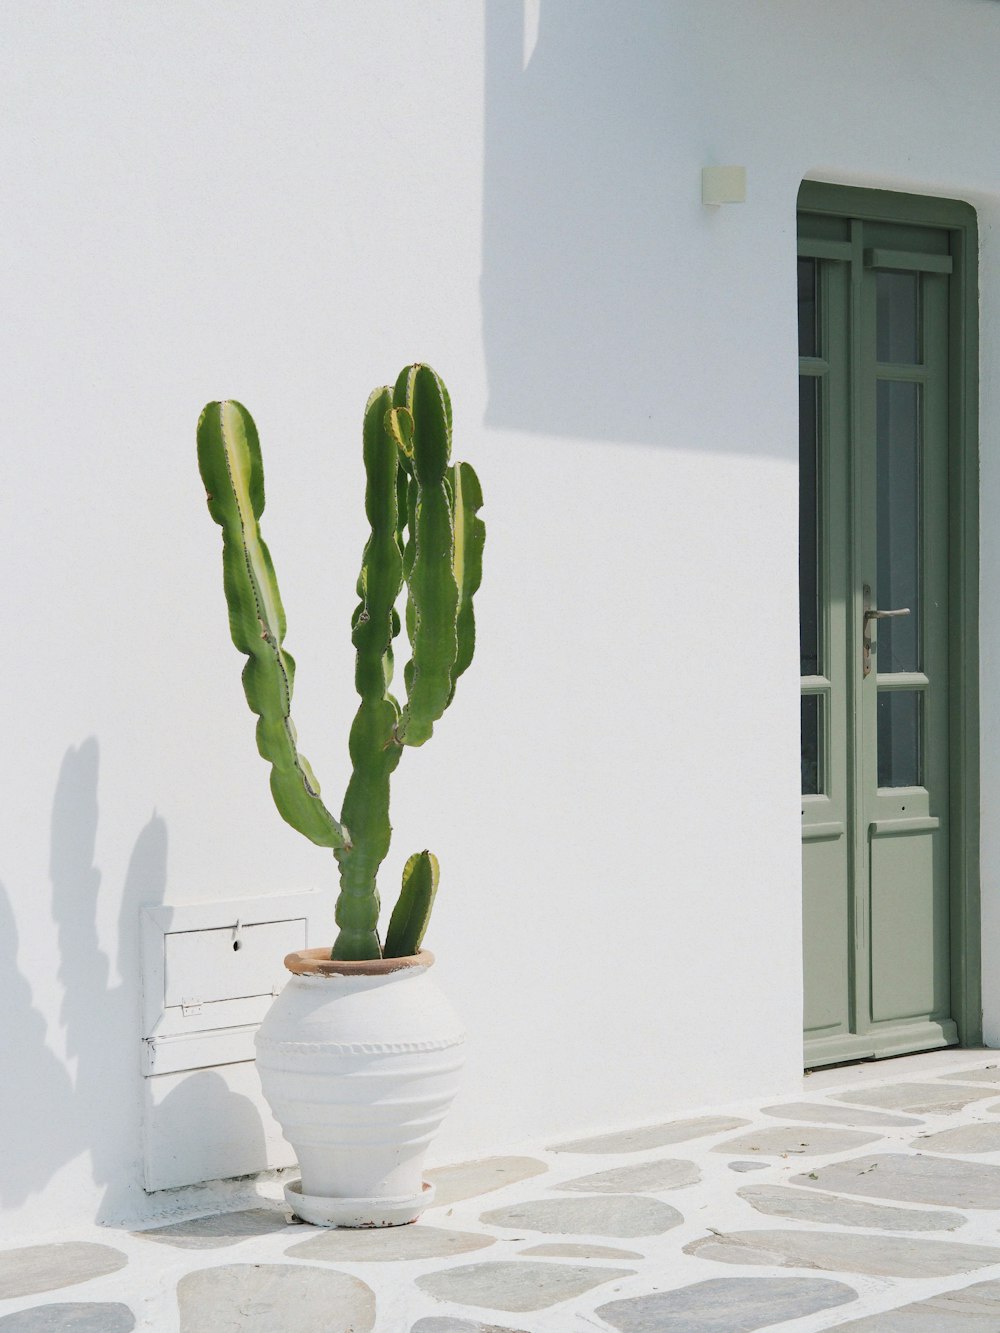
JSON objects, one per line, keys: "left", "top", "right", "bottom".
{"left": 200, "top": 368, "right": 481, "bottom": 960}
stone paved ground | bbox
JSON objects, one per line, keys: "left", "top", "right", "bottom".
{"left": 10, "top": 1051, "right": 1000, "bottom": 1330}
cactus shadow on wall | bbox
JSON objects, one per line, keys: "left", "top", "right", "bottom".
{"left": 47, "top": 739, "right": 271, "bottom": 1219}
{"left": 49, "top": 738, "right": 169, "bottom": 1221}
{"left": 0, "top": 880, "right": 81, "bottom": 1207}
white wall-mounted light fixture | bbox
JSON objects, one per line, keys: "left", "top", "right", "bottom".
{"left": 702, "top": 166, "right": 747, "bottom": 206}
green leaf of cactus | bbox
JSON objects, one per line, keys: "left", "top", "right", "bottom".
{"left": 392, "top": 366, "right": 460, "bottom": 747}
{"left": 332, "top": 387, "right": 406, "bottom": 961}
{"left": 384, "top": 850, "right": 439, "bottom": 958}
{"left": 197, "top": 401, "right": 347, "bottom": 851}
{"left": 449, "top": 460, "right": 485, "bottom": 697}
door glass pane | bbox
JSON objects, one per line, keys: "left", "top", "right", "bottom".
{"left": 799, "top": 376, "right": 821, "bottom": 675}
{"left": 801, "top": 694, "right": 824, "bottom": 794}
{"left": 876, "top": 380, "right": 921, "bottom": 672}
{"left": 798, "top": 259, "right": 818, "bottom": 357}
{"left": 876, "top": 271, "right": 921, "bottom": 364}
{"left": 877, "top": 691, "right": 923, "bottom": 787}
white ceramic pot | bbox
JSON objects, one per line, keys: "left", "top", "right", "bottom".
{"left": 254, "top": 948, "right": 464, "bottom": 1227}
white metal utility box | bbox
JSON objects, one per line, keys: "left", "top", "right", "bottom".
{"left": 140, "top": 890, "right": 328, "bottom": 1191}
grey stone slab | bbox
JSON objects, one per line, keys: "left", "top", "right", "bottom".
{"left": 832, "top": 1277, "right": 1000, "bottom": 1331}
{"left": 728, "top": 1162, "right": 768, "bottom": 1173}
{"left": 712, "top": 1126, "right": 880, "bottom": 1157}
{"left": 683, "top": 1228, "right": 1000, "bottom": 1277}
{"left": 286, "top": 1225, "right": 494, "bottom": 1262}
{"left": 135, "top": 1207, "right": 292, "bottom": 1249}
{"left": 481, "top": 1194, "right": 682, "bottom": 1238}
{"left": 416, "top": 1261, "right": 633, "bottom": 1313}
{"left": 425, "top": 1157, "right": 548, "bottom": 1207}
{"left": 0, "top": 1245, "right": 128, "bottom": 1301}
{"left": 0, "top": 1306, "right": 135, "bottom": 1332}
{"left": 761, "top": 1101, "right": 922, "bottom": 1128}
{"left": 595, "top": 1276, "right": 858, "bottom": 1332}
{"left": 910, "top": 1122, "right": 1000, "bottom": 1153}
{"left": 177, "top": 1263, "right": 375, "bottom": 1333}
{"left": 520, "top": 1243, "right": 643, "bottom": 1259}
{"left": 549, "top": 1116, "right": 750, "bottom": 1154}
{"left": 831, "top": 1082, "right": 997, "bottom": 1114}
{"left": 791, "top": 1151, "right": 1000, "bottom": 1208}
{"left": 737, "top": 1183, "right": 965, "bottom": 1231}
{"left": 936, "top": 1065, "right": 1000, "bottom": 1083}
{"left": 410, "top": 1321, "right": 530, "bottom": 1333}
{"left": 558, "top": 1158, "right": 699, "bottom": 1193}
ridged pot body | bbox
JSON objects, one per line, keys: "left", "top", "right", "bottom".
{"left": 255, "top": 957, "right": 465, "bottom": 1204}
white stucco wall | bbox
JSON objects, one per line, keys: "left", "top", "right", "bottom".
{"left": 2, "top": 0, "right": 999, "bottom": 1237}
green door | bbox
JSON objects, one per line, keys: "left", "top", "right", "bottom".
{"left": 799, "top": 185, "right": 980, "bottom": 1069}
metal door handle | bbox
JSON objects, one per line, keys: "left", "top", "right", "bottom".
{"left": 862, "top": 586, "right": 911, "bottom": 677}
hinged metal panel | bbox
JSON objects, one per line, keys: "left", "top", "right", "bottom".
{"left": 140, "top": 890, "right": 328, "bottom": 1074}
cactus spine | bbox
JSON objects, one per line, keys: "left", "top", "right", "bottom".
{"left": 198, "top": 366, "right": 484, "bottom": 961}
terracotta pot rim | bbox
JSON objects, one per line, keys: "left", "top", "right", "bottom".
{"left": 284, "top": 947, "right": 435, "bottom": 977}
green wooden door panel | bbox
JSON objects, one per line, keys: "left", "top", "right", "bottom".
{"left": 798, "top": 184, "right": 980, "bottom": 1068}
{"left": 869, "top": 827, "right": 949, "bottom": 1023}
{"left": 802, "top": 833, "right": 851, "bottom": 1035}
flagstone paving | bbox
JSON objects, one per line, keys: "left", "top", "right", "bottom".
{"left": 519, "top": 1243, "right": 643, "bottom": 1259}
{"left": 683, "top": 1228, "right": 1000, "bottom": 1277}
{"left": 479, "top": 1194, "right": 683, "bottom": 1237}
{"left": 792, "top": 1150, "right": 1000, "bottom": 1207}
{"left": 556, "top": 1157, "right": 701, "bottom": 1193}
{"left": 832, "top": 1278, "right": 1000, "bottom": 1331}
{"left": 710, "top": 1125, "right": 881, "bottom": 1156}
{"left": 830, "top": 1081, "right": 997, "bottom": 1113}
{"left": 176, "top": 1264, "right": 376, "bottom": 1332}
{"left": 424, "top": 1157, "right": 548, "bottom": 1207}
{"left": 909, "top": 1120, "right": 1000, "bottom": 1152}
{"left": 736, "top": 1182, "right": 965, "bottom": 1230}
{"left": 410, "top": 1321, "right": 529, "bottom": 1333}
{"left": 937, "top": 1065, "right": 1000, "bottom": 1083}
{"left": 0, "top": 1305, "right": 135, "bottom": 1332}
{"left": 0, "top": 1246, "right": 127, "bottom": 1301}
{"left": 286, "top": 1225, "right": 495, "bottom": 1262}
{"left": 414, "top": 1260, "right": 636, "bottom": 1312}
{"left": 11, "top": 1051, "right": 1000, "bottom": 1330}
{"left": 135, "top": 1205, "right": 293, "bottom": 1249}
{"left": 549, "top": 1115, "right": 750, "bottom": 1154}
{"left": 595, "top": 1276, "right": 860, "bottom": 1332}
{"left": 759, "top": 1101, "right": 922, "bottom": 1128}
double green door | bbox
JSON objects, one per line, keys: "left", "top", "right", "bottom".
{"left": 799, "top": 186, "right": 978, "bottom": 1068}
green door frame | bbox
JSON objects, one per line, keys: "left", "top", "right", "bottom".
{"left": 797, "top": 180, "right": 982, "bottom": 1056}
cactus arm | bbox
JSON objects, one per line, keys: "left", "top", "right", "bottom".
{"left": 331, "top": 388, "right": 406, "bottom": 960}
{"left": 392, "top": 460, "right": 411, "bottom": 693}
{"left": 197, "top": 401, "right": 348, "bottom": 851}
{"left": 384, "top": 850, "right": 439, "bottom": 958}
{"left": 389, "top": 366, "right": 460, "bottom": 746}
{"left": 449, "top": 461, "right": 485, "bottom": 697}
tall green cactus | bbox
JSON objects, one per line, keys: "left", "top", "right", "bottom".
{"left": 198, "top": 366, "right": 484, "bottom": 961}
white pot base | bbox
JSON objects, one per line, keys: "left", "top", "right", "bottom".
{"left": 284, "top": 1178, "right": 436, "bottom": 1228}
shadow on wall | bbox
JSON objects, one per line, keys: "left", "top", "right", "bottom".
{"left": 482, "top": 1, "right": 689, "bottom": 444}
{"left": 50, "top": 737, "right": 166, "bottom": 1222}
{"left": 0, "top": 882, "right": 80, "bottom": 1206}
{"left": 1, "top": 739, "right": 266, "bottom": 1222}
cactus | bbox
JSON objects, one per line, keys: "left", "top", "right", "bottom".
{"left": 198, "top": 366, "right": 484, "bottom": 961}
